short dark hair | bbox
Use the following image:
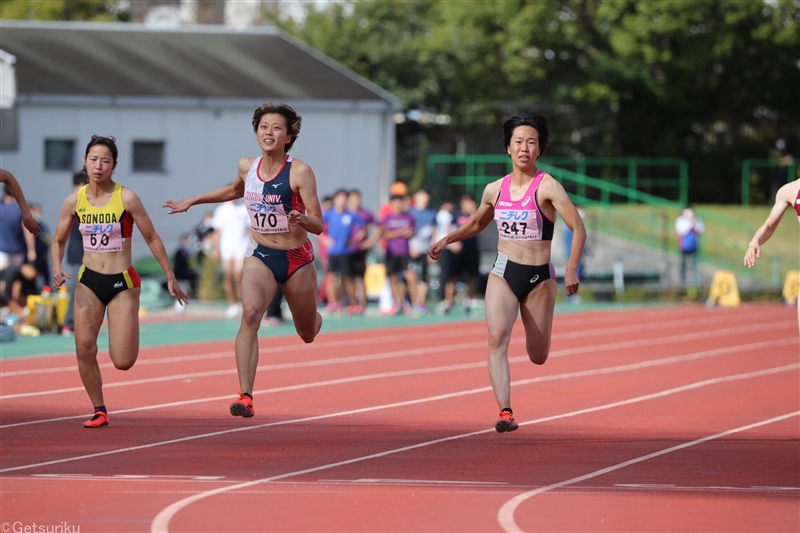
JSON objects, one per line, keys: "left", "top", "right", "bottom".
{"left": 73, "top": 171, "right": 89, "bottom": 187}
{"left": 84, "top": 135, "right": 118, "bottom": 163}
{"left": 502, "top": 114, "right": 550, "bottom": 154}
{"left": 252, "top": 103, "right": 302, "bottom": 152}
{"left": 2, "top": 186, "right": 10, "bottom": 198}
{"left": 334, "top": 189, "right": 348, "bottom": 198}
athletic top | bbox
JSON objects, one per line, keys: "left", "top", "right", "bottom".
{"left": 75, "top": 183, "right": 133, "bottom": 253}
{"left": 794, "top": 186, "right": 800, "bottom": 222}
{"left": 243, "top": 155, "right": 305, "bottom": 234}
{"left": 493, "top": 171, "right": 555, "bottom": 241}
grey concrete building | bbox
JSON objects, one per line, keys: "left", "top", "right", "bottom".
{"left": 0, "top": 21, "right": 399, "bottom": 260}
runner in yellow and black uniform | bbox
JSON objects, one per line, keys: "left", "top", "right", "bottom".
{"left": 51, "top": 136, "right": 188, "bottom": 428}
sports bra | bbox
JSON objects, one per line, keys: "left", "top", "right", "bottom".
{"left": 243, "top": 155, "right": 306, "bottom": 234}
{"left": 75, "top": 183, "right": 133, "bottom": 253}
{"left": 493, "top": 171, "right": 555, "bottom": 241}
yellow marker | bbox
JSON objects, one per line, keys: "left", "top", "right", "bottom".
{"left": 783, "top": 270, "right": 799, "bottom": 305}
{"left": 706, "top": 270, "right": 740, "bottom": 307}
{"left": 364, "top": 263, "right": 386, "bottom": 299}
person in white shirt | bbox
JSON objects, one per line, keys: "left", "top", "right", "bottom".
{"left": 211, "top": 198, "right": 250, "bottom": 318}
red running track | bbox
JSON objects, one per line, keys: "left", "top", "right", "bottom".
{"left": 0, "top": 304, "right": 797, "bottom": 532}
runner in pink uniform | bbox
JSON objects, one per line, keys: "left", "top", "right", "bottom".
{"left": 744, "top": 178, "right": 800, "bottom": 332}
{"left": 429, "top": 114, "right": 586, "bottom": 433}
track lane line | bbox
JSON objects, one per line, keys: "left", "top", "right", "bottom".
{"left": 2, "top": 319, "right": 794, "bottom": 400}
{"left": 147, "top": 363, "right": 799, "bottom": 533}
{"left": 496, "top": 410, "right": 800, "bottom": 532}
{"left": 2, "top": 336, "right": 795, "bottom": 429}
{"left": 2, "top": 348, "right": 795, "bottom": 474}
{"left": 0, "top": 311, "right": 772, "bottom": 377}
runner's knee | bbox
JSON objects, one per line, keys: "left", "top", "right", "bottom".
{"left": 526, "top": 343, "right": 549, "bottom": 365}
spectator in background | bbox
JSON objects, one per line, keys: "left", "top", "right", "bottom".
{"left": 0, "top": 184, "right": 37, "bottom": 271}
{"left": 0, "top": 262, "right": 39, "bottom": 323}
{"left": 211, "top": 197, "right": 250, "bottom": 319}
{"left": 378, "top": 181, "right": 409, "bottom": 220}
{"left": 363, "top": 194, "right": 416, "bottom": 316}
{"left": 29, "top": 203, "right": 52, "bottom": 289}
{"left": 675, "top": 206, "right": 705, "bottom": 287}
{"left": 171, "top": 234, "right": 198, "bottom": 312}
{"left": 61, "top": 171, "right": 89, "bottom": 336}
{"left": 347, "top": 189, "right": 375, "bottom": 311}
{"left": 441, "top": 195, "right": 481, "bottom": 313}
{"left": 0, "top": 168, "right": 40, "bottom": 238}
{"left": 432, "top": 200, "right": 456, "bottom": 306}
{"left": 563, "top": 206, "right": 586, "bottom": 297}
{"left": 408, "top": 189, "right": 436, "bottom": 313}
{"left": 322, "top": 189, "right": 362, "bottom": 312}
{"left": 192, "top": 211, "right": 216, "bottom": 266}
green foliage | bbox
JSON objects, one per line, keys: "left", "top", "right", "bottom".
{"left": 274, "top": 0, "right": 800, "bottom": 203}
{"left": 0, "top": 0, "right": 128, "bottom": 21}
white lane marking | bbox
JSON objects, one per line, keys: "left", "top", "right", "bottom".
{"left": 29, "top": 474, "right": 225, "bottom": 480}
{"left": 497, "top": 410, "right": 800, "bottom": 533}
{"left": 2, "top": 316, "right": 793, "bottom": 400}
{"left": 0, "top": 327, "right": 486, "bottom": 377}
{"left": 2, "top": 336, "right": 794, "bottom": 430}
{"left": 321, "top": 478, "right": 510, "bottom": 486}
{"left": 5, "top": 360, "right": 796, "bottom": 476}
{"left": 613, "top": 483, "right": 800, "bottom": 493}
{"left": 0, "top": 311, "right": 769, "bottom": 378}
{"left": 148, "top": 364, "right": 799, "bottom": 533}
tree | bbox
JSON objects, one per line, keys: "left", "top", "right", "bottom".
{"left": 0, "top": 0, "right": 129, "bottom": 21}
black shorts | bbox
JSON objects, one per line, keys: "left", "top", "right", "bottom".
{"left": 491, "top": 253, "right": 554, "bottom": 302}
{"left": 408, "top": 255, "right": 428, "bottom": 282}
{"left": 328, "top": 254, "right": 352, "bottom": 277}
{"left": 385, "top": 253, "right": 410, "bottom": 277}
{"left": 78, "top": 265, "right": 141, "bottom": 306}
{"left": 349, "top": 251, "right": 367, "bottom": 278}
{"left": 449, "top": 248, "right": 480, "bottom": 280}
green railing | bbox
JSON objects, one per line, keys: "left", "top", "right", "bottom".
{"left": 426, "top": 155, "right": 688, "bottom": 207}
{"left": 741, "top": 158, "right": 799, "bottom": 206}
{"left": 540, "top": 156, "right": 688, "bottom": 206}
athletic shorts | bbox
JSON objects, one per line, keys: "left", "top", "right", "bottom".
{"left": 246, "top": 239, "right": 315, "bottom": 284}
{"left": 491, "top": 252, "right": 554, "bottom": 302}
{"left": 349, "top": 251, "right": 368, "bottom": 278}
{"left": 328, "top": 254, "right": 352, "bottom": 277}
{"left": 78, "top": 265, "right": 141, "bottom": 306}
{"left": 408, "top": 255, "right": 428, "bottom": 282}
{"left": 385, "top": 253, "right": 410, "bottom": 277}
{"left": 449, "top": 248, "right": 480, "bottom": 280}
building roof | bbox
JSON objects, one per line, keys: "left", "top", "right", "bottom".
{"left": 0, "top": 21, "right": 397, "bottom": 104}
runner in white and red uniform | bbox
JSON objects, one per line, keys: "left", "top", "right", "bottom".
{"left": 429, "top": 114, "right": 586, "bottom": 434}
{"left": 744, "top": 178, "right": 800, "bottom": 332}
{"left": 164, "top": 103, "right": 324, "bottom": 419}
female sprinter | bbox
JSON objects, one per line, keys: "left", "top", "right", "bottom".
{"left": 51, "top": 136, "right": 188, "bottom": 428}
{"left": 163, "top": 103, "right": 324, "bottom": 418}
{"left": 744, "top": 178, "right": 800, "bottom": 331}
{"left": 429, "top": 115, "right": 586, "bottom": 433}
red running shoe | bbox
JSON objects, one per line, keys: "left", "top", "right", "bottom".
{"left": 230, "top": 393, "right": 254, "bottom": 418}
{"left": 495, "top": 411, "right": 518, "bottom": 433}
{"left": 84, "top": 411, "right": 109, "bottom": 428}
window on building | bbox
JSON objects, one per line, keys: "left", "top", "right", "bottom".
{"left": 133, "top": 141, "right": 165, "bottom": 172}
{"left": 44, "top": 139, "right": 75, "bottom": 171}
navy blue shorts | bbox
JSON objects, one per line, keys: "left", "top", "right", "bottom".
{"left": 245, "top": 239, "right": 315, "bottom": 284}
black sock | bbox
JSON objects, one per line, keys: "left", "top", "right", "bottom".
{"left": 242, "top": 392, "right": 253, "bottom": 400}
{"left": 94, "top": 405, "right": 107, "bottom": 414}
{"left": 501, "top": 407, "right": 513, "bottom": 415}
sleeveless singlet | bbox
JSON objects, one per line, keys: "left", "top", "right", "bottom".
{"left": 75, "top": 183, "right": 133, "bottom": 253}
{"left": 493, "top": 170, "right": 555, "bottom": 241}
{"left": 794, "top": 186, "right": 800, "bottom": 222}
{"left": 243, "top": 155, "right": 306, "bottom": 234}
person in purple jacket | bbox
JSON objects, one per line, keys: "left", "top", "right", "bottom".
{"left": 347, "top": 189, "right": 375, "bottom": 313}
{"left": 363, "top": 194, "right": 416, "bottom": 315}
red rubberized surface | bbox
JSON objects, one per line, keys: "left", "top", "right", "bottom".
{"left": 1, "top": 304, "right": 797, "bottom": 532}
